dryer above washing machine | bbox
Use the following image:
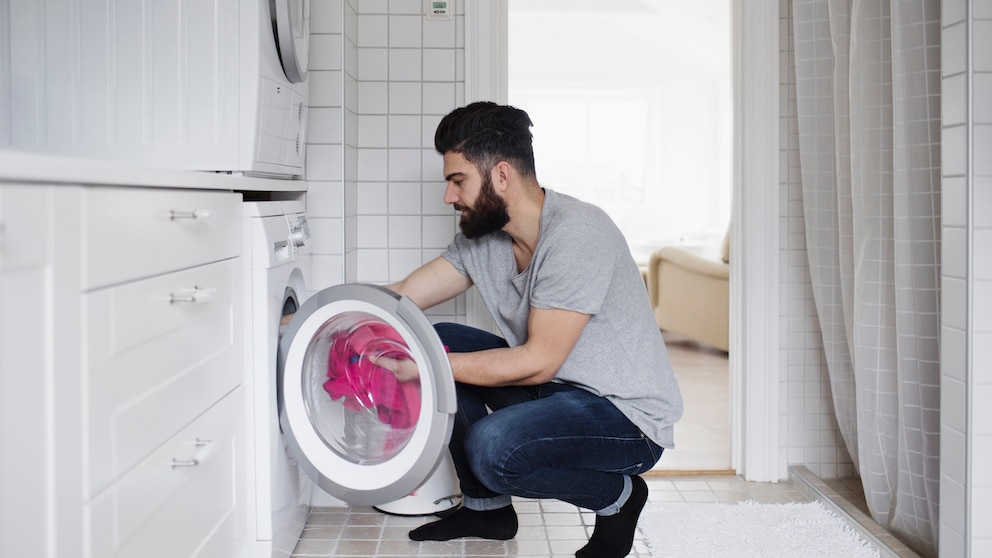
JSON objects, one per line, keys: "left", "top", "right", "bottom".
{"left": 278, "top": 284, "right": 457, "bottom": 505}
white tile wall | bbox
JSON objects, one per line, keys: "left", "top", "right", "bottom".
{"left": 307, "top": 0, "right": 463, "bottom": 320}
{"left": 970, "top": 0, "right": 992, "bottom": 551}
{"left": 305, "top": 0, "right": 346, "bottom": 293}
{"left": 939, "top": 1, "right": 992, "bottom": 555}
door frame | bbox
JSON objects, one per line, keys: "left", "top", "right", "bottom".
{"left": 464, "top": 0, "right": 782, "bottom": 481}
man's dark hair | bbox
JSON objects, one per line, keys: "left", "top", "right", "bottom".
{"left": 434, "top": 101, "right": 537, "bottom": 179}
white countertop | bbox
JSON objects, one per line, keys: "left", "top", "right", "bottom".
{"left": 0, "top": 149, "right": 307, "bottom": 193}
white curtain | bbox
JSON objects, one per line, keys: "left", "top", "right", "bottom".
{"left": 791, "top": 1, "right": 940, "bottom": 555}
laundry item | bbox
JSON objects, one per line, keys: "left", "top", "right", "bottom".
{"left": 323, "top": 319, "right": 421, "bottom": 430}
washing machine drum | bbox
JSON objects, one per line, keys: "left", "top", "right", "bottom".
{"left": 278, "top": 284, "right": 456, "bottom": 505}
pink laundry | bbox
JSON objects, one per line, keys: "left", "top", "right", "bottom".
{"left": 323, "top": 321, "right": 421, "bottom": 430}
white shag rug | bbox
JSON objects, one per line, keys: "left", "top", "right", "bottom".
{"left": 639, "top": 501, "right": 881, "bottom": 558}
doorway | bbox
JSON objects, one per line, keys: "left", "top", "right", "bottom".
{"left": 466, "top": 0, "right": 782, "bottom": 482}
{"left": 506, "top": 0, "right": 733, "bottom": 471}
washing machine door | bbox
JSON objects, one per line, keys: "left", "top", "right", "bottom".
{"left": 272, "top": 0, "right": 309, "bottom": 83}
{"left": 278, "top": 283, "right": 457, "bottom": 506}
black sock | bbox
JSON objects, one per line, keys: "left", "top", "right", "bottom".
{"left": 576, "top": 475, "right": 648, "bottom": 558}
{"left": 408, "top": 505, "right": 518, "bottom": 541}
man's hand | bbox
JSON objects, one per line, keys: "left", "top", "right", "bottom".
{"left": 279, "top": 313, "right": 294, "bottom": 337}
{"left": 369, "top": 353, "right": 421, "bottom": 383}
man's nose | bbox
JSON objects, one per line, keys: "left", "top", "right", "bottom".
{"left": 443, "top": 184, "right": 459, "bottom": 205}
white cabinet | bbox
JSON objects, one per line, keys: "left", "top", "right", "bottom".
{"left": 79, "top": 187, "right": 245, "bottom": 558}
{"left": 0, "top": 185, "right": 58, "bottom": 558}
{"left": 81, "top": 187, "right": 242, "bottom": 290}
{"left": 0, "top": 183, "right": 246, "bottom": 558}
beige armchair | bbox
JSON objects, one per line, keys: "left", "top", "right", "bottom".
{"left": 647, "top": 231, "right": 730, "bottom": 352}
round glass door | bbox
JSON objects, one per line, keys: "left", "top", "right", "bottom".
{"left": 303, "top": 311, "right": 421, "bottom": 464}
{"left": 272, "top": 0, "right": 310, "bottom": 83}
{"left": 278, "top": 284, "right": 456, "bottom": 505}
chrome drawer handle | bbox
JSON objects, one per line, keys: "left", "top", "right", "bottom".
{"left": 169, "top": 209, "right": 213, "bottom": 221}
{"left": 171, "top": 438, "right": 213, "bottom": 468}
{"left": 169, "top": 286, "right": 216, "bottom": 304}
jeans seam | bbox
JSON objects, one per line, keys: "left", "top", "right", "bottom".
{"left": 492, "top": 434, "right": 652, "bottom": 498}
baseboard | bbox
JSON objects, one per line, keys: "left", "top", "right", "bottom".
{"left": 646, "top": 468, "right": 737, "bottom": 477}
{"left": 789, "top": 466, "right": 922, "bottom": 558}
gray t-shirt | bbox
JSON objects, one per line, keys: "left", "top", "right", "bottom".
{"left": 441, "top": 188, "right": 683, "bottom": 448}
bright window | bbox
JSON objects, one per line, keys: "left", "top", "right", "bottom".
{"left": 508, "top": 1, "right": 732, "bottom": 263}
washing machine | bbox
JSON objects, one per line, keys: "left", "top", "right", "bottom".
{"left": 279, "top": 284, "right": 463, "bottom": 510}
{"left": 245, "top": 201, "right": 461, "bottom": 557}
{"left": 243, "top": 200, "right": 315, "bottom": 557}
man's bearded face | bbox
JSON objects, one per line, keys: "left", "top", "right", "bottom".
{"left": 455, "top": 169, "right": 510, "bottom": 239}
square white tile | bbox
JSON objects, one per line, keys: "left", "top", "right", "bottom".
{"left": 388, "top": 49, "right": 422, "bottom": 81}
{"left": 388, "top": 148, "right": 422, "bottom": 181}
{"left": 357, "top": 81, "right": 388, "bottom": 114}
{"left": 389, "top": 82, "right": 422, "bottom": 114}
{"left": 357, "top": 48, "right": 389, "bottom": 80}
{"left": 388, "top": 216, "right": 422, "bottom": 248}
{"left": 388, "top": 182, "right": 422, "bottom": 215}
{"left": 388, "top": 115, "right": 422, "bottom": 148}
{"left": 422, "top": 48, "right": 455, "bottom": 81}
{"left": 389, "top": 15, "right": 422, "bottom": 48}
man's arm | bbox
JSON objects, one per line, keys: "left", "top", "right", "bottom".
{"left": 448, "top": 306, "right": 590, "bottom": 386}
{"left": 388, "top": 256, "right": 473, "bottom": 310}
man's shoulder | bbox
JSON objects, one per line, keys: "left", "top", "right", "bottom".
{"left": 544, "top": 190, "right": 616, "bottom": 234}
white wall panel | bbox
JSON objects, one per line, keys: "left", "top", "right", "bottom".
{"left": 1, "top": 0, "right": 242, "bottom": 170}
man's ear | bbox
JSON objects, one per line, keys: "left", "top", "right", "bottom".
{"left": 493, "top": 160, "right": 513, "bottom": 192}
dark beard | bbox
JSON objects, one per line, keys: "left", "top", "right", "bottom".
{"left": 457, "top": 172, "right": 510, "bottom": 239}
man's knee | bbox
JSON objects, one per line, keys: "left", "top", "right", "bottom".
{"left": 465, "top": 417, "right": 527, "bottom": 490}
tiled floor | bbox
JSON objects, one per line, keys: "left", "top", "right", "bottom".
{"left": 291, "top": 474, "right": 810, "bottom": 557}
{"left": 290, "top": 336, "right": 788, "bottom": 557}
{"left": 653, "top": 333, "right": 731, "bottom": 472}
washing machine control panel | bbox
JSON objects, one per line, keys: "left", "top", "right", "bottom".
{"left": 287, "top": 213, "right": 310, "bottom": 250}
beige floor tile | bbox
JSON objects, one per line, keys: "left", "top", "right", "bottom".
{"left": 653, "top": 333, "right": 731, "bottom": 471}
{"left": 292, "top": 476, "right": 810, "bottom": 557}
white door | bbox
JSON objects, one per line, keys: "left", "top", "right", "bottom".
{"left": 278, "top": 283, "right": 456, "bottom": 505}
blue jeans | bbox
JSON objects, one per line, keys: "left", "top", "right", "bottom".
{"left": 434, "top": 322, "right": 664, "bottom": 514}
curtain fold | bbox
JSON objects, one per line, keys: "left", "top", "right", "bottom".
{"left": 791, "top": 1, "right": 941, "bottom": 555}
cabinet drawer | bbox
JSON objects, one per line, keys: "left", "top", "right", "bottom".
{"left": 85, "top": 258, "right": 241, "bottom": 496}
{"left": 83, "top": 187, "right": 241, "bottom": 290}
{"left": 86, "top": 391, "right": 241, "bottom": 558}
